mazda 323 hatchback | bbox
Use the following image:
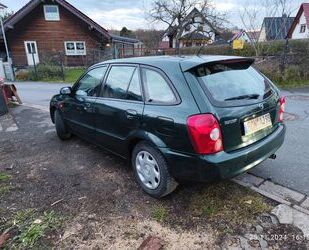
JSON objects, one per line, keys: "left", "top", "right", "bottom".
{"left": 50, "top": 56, "right": 286, "bottom": 198}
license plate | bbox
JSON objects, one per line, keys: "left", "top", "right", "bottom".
{"left": 243, "top": 113, "right": 272, "bottom": 136}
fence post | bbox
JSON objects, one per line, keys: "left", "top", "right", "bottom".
{"left": 32, "top": 52, "right": 38, "bottom": 80}
{"left": 280, "top": 38, "right": 289, "bottom": 75}
{"left": 59, "top": 52, "right": 65, "bottom": 81}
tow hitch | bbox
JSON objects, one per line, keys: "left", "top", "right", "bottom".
{"left": 269, "top": 154, "right": 277, "bottom": 159}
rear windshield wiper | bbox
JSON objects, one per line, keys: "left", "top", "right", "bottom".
{"left": 224, "top": 94, "right": 260, "bottom": 101}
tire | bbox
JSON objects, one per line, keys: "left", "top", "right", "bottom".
{"left": 132, "top": 141, "right": 178, "bottom": 198}
{"left": 54, "top": 110, "right": 71, "bottom": 140}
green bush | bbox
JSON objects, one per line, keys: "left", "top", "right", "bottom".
{"left": 179, "top": 39, "right": 309, "bottom": 57}
{"left": 15, "top": 71, "right": 30, "bottom": 81}
{"left": 28, "top": 64, "right": 64, "bottom": 81}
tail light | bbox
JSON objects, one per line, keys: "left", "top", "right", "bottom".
{"left": 278, "top": 97, "right": 285, "bottom": 122}
{"left": 187, "top": 114, "right": 223, "bottom": 154}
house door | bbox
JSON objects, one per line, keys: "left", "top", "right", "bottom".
{"left": 24, "top": 41, "right": 39, "bottom": 65}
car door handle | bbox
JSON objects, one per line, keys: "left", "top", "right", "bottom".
{"left": 126, "top": 109, "right": 137, "bottom": 119}
{"left": 83, "top": 103, "right": 92, "bottom": 111}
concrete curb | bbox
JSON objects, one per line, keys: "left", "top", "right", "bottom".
{"left": 21, "top": 103, "right": 49, "bottom": 112}
{"left": 233, "top": 173, "right": 309, "bottom": 216}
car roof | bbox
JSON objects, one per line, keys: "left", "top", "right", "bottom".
{"left": 93, "top": 55, "right": 254, "bottom": 72}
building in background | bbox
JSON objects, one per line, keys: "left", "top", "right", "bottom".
{"left": 0, "top": 0, "right": 139, "bottom": 67}
{"left": 258, "top": 14, "right": 295, "bottom": 42}
{"left": 287, "top": 3, "right": 309, "bottom": 40}
{"left": 160, "top": 8, "right": 218, "bottom": 49}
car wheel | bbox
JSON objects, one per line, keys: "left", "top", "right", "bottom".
{"left": 54, "top": 109, "right": 71, "bottom": 140}
{"left": 132, "top": 142, "right": 178, "bottom": 198}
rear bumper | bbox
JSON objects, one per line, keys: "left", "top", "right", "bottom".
{"left": 162, "top": 123, "right": 286, "bottom": 182}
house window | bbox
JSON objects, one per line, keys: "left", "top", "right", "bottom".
{"left": 64, "top": 41, "right": 86, "bottom": 56}
{"left": 44, "top": 5, "right": 60, "bottom": 21}
{"left": 300, "top": 24, "right": 306, "bottom": 33}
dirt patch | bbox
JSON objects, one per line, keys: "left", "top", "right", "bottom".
{"left": 1, "top": 106, "right": 308, "bottom": 249}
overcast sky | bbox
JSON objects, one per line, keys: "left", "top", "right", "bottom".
{"left": 1, "top": 0, "right": 307, "bottom": 30}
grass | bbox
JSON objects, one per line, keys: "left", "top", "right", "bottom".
{"left": 38, "top": 67, "right": 85, "bottom": 84}
{"left": 0, "top": 173, "right": 11, "bottom": 182}
{"left": 0, "top": 172, "right": 12, "bottom": 197}
{"left": 276, "top": 79, "right": 309, "bottom": 89}
{"left": 2, "top": 209, "right": 63, "bottom": 248}
{"left": 16, "top": 66, "right": 86, "bottom": 84}
{"left": 64, "top": 68, "right": 85, "bottom": 83}
{"left": 152, "top": 205, "right": 168, "bottom": 222}
{"left": 189, "top": 181, "right": 272, "bottom": 224}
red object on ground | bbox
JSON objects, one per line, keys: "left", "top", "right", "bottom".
{"left": 0, "top": 79, "right": 22, "bottom": 104}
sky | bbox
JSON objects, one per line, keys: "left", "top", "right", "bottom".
{"left": 1, "top": 0, "right": 308, "bottom": 30}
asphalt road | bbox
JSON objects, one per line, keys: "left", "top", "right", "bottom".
{"left": 13, "top": 82, "right": 69, "bottom": 107}
{"left": 10, "top": 81, "right": 309, "bottom": 195}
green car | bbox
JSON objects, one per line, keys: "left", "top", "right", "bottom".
{"left": 50, "top": 56, "right": 286, "bottom": 198}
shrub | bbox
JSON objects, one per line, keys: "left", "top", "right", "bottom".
{"left": 28, "top": 64, "right": 64, "bottom": 81}
{"left": 15, "top": 71, "right": 29, "bottom": 81}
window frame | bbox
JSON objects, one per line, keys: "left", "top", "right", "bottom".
{"left": 72, "top": 65, "right": 108, "bottom": 97}
{"left": 98, "top": 63, "right": 145, "bottom": 103}
{"left": 64, "top": 41, "right": 86, "bottom": 56}
{"left": 300, "top": 24, "right": 306, "bottom": 33}
{"left": 140, "top": 65, "right": 180, "bottom": 106}
{"left": 43, "top": 5, "right": 60, "bottom": 21}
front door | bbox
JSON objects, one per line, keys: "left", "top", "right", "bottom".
{"left": 95, "top": 64, "right": 144, "bottom": 155}
{"left": 24, "top": 41, "right": 39, "bottom": 66}
{"left": 62, "top": 66, "right": 108, "bottom": 140}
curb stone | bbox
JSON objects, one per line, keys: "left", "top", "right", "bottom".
{"left": 233, "top": 173, "right": 309, "bottom": 237}
{"left": 21, "top": 103, "right": 49, "bottom": 112}
{"left": 233, "top": 173, "right": 309, "bottom": 213}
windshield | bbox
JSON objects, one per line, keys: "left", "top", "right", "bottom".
{"left": 193, "top": 63, "right": 272, "bottom": 103}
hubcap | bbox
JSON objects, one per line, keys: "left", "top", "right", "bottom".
{"left": 135, "top": 151, "right": 160, "bottom": 189}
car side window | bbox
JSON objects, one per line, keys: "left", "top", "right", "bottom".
{"left": 102, "top": 65, "right": 137, "bottom": 100}
{"left": 75, "top": 67, "right": 107, "bottom": 97}
{"left": 141, "top": 68, "right": 176, "bottom": 103}
{"left": 126, "top": 69, "right": 142, "bottom": 101}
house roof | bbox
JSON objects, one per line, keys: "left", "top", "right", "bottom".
{"left": 287, "top": 3, "right": 309, "bottom": 38}
{"left": 179, "top": 32, "right": 212, "bottom": 40}
{"left": 2, "top": 0, "right": 140, "bottom": 44}
{"left": 0, "top": 3, "right": 7, "bottom": 8}
{"left": 3, "top": 0, "right": 110, "bottom": 39}
{"left": 262, "top": 15, "right": 295, "bottom": 40}
{"left": 230, "top": 29, "right": 248, "bottom": 41}
{"left": 110, "top": 34, "right": 140, "bottom": 44}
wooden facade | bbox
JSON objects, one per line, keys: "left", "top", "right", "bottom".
{"left": 2, "top": 0, "right": 138, "bottom": 67}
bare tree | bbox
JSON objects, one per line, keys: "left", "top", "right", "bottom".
{"left": 239, "top": 0, "right": 299, "bottom": 56}
{"left": 147, "top": 0, "right": 225, "bottom": 52}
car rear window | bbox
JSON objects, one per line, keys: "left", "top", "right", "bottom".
{"left": 192, "top": 63, "right": 273, "bottom": 104}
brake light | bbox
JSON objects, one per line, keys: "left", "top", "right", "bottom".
{"left": 278, "top": 97, "right": 285, "bottom": 122}
{"left": 187, "top": 114, "right": 223, "bottom": 154}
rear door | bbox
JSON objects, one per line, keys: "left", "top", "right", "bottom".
{"left": 94, "top": 64, "right": 144, "bottom": 155}
{"left": 184, "top": 60, "right": 280, "bottom": 152}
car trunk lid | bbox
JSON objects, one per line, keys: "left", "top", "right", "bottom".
{"left": 183, "top": 57, "right": 281, "bottom": 153}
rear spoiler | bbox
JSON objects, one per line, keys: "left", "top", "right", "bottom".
{"left": 180, "top": 56, "right": 255, "bottom": 72}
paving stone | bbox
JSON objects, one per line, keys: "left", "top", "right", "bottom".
{"left": 301, "top": 197, "right": 309, "bottom": 210}
{"left": 234, "top": 173, "right": 265, "bottom": 187}
{"left": 259, "top": 181, "right": 305, "bottom": 203}
{"left": 272, "top": 204, "right": 309, "bottom": 236}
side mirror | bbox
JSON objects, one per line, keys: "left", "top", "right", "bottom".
{"left": 60, "top": 87, "right": 72, "bottom": 95}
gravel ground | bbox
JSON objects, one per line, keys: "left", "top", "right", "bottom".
{"left": 0, "top": 106, "right": 308, "bottom": 249}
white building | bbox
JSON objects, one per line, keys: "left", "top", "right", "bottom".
{"left": 287, "top": 3, "right": 309, "bottom": 40}
{"left": 159, "top": 8, "right": 217, "bottom": 49}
